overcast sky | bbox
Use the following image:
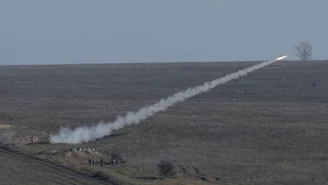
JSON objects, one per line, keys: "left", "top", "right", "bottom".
{"left": 0, "top": 0, "right": 327, "bottom": 64}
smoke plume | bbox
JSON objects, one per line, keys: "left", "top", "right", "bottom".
{"left": 49, "top": 56, "right": 286, "bottom": 144}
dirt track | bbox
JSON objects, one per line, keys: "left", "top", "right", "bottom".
{"left": 0, "top": 147, "right": 111, "bottom": 185}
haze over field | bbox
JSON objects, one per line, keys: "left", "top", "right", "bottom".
{"left": 1, "top": 0, "right": 328, "bottom": 64}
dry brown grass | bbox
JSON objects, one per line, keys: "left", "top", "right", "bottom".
{"left": 0, "top": 124, "right": 15, "bottom": 130}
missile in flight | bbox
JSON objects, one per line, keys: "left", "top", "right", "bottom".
{"left": 275, "top": 55, "right": 288, "bottom": 61}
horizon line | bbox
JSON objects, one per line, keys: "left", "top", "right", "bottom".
{"left": 0, "top": 59, "right": 326, "bottom": 66}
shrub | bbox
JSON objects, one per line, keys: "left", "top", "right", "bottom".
{"left": 157, "top": 160, "right": 175, "bottom": 178}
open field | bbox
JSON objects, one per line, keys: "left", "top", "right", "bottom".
{"left": 1, "top": 60, "right": 328, "bottom": 184}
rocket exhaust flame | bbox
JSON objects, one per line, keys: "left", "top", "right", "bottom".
{"left": 276, "top": 55, "right": 287, "bottom": 61}
{"left": 49, "top": 55, "right": 287, "bottom": 144}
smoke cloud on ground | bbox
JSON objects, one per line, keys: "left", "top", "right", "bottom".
{"left": 49, "top": 56, "right": 286, "bottom": 144}
{"left": 0, "top": 131, "right": 15, "bottom": 145}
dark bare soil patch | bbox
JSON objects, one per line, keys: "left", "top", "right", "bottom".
{"left": 135, "top": 176, "right": 158, "bottom": 180}
{"left": 0, "top": 113, "right": 14, "bottom": 120}
{"left": 91, "top": 172, "right": 110, "bottom": 181}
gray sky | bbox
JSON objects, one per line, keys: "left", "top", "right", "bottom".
{"left": 0, "top": 0, "right": 327, "bottom": 64}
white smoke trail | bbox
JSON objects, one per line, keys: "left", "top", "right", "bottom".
{"left": 49, "top": 56, "right": 287, "bottom": 144}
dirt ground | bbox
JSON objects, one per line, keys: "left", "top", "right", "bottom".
{"left": 0, "top": 60, "right": 328, "bottom": 184}
{"left": 0, "top": 149, "right": 104, "bottom": 185}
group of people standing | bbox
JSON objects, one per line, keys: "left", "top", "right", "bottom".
{"left": 88, "top": 158, "right": 104, "bottom": 167}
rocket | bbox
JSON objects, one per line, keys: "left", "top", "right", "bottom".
{"left": 275, "top": 55, "right": 288, "bottom": 61}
